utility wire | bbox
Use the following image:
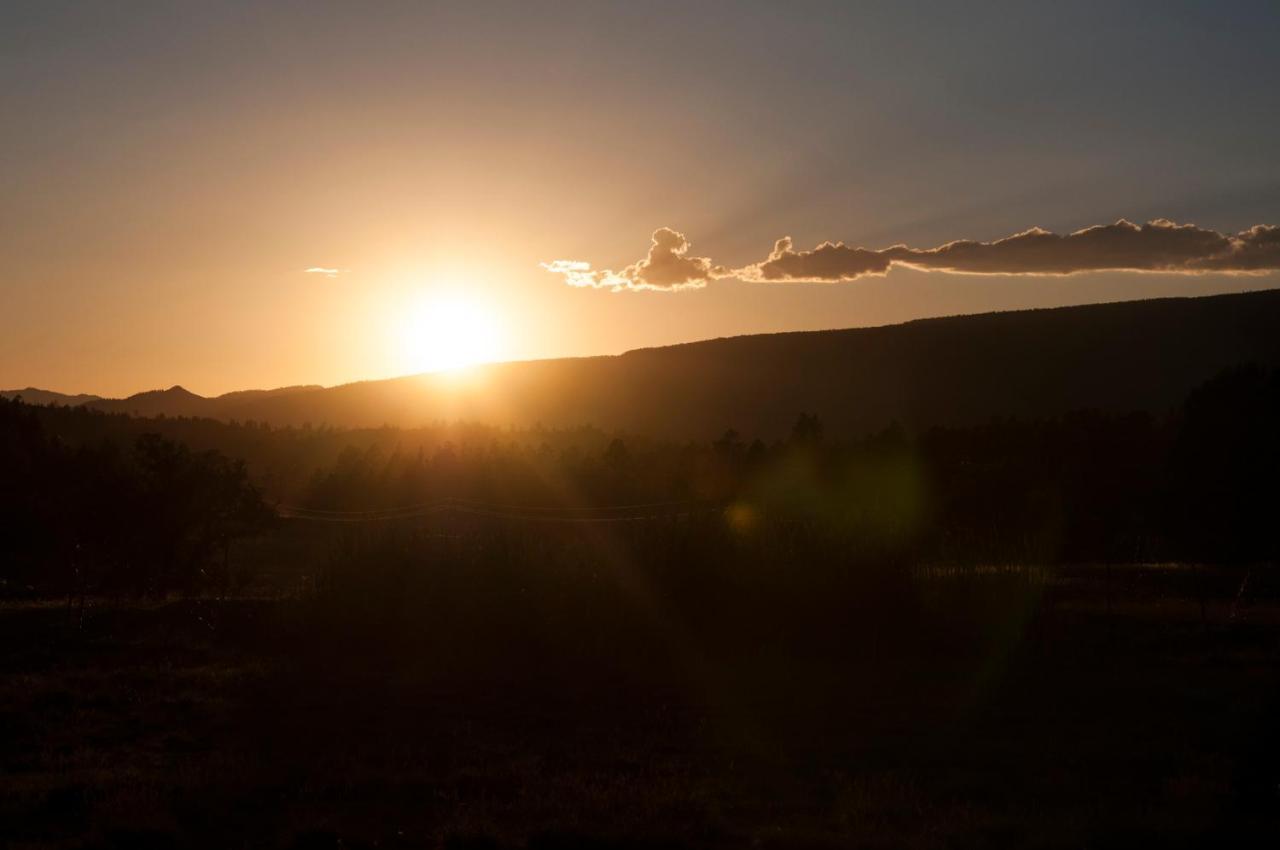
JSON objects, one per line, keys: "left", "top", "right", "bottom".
{"left": 275, "top": 496, "right": 722, "bottom": 523}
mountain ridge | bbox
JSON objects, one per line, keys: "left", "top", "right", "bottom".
{"left": 9, "top": 289, "right": 1280, "bottom": 438}
{"left": 0, "top": 388, "right": 103, "bottom": 407}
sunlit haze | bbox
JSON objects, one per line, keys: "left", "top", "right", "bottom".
{"left": 6, "top": 5, "right": 1280, "bottom": 845}
{"left": 2, "top": 2, "right": 1278, "bottom": 397}
{"left": 396, "top": 293, "right": 503, "bottom": 375}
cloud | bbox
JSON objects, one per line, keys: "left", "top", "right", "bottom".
{"left": 737, "top": 236, "right": 893, "bottom": 282}
{"left": 304, "top": 267, "right": 346, "bottom": 278}
{"left": 1195, "top": 223, "right": 1280, "bottom": 271}
{"left": 739, "top": 219, "right": 1280, "bottom": 282}
{"left": 891, "top": 219, "right": 1233, "bottom": 276}
{"left": 550, "top": 220, "right": 1280, "bottom": 291}
{"left": 542, "top": 227, "right": 727, "bottom": 292}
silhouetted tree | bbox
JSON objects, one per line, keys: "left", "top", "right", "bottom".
{"left": 604, "top": 438, "right": 630, "bottom": 469}
{"left": 0, "top": 402, "right": 273, "bottom": 598}
{"left": 1165, "top": 365, "right": 1280, "bottom": 563}
{"left": 790, "top": 413, "right": 824, "bottom": 446}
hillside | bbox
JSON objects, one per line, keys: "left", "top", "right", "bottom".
{"left": 85, "top": 384, "right": 323, "bottom": 419}
{"left": 18, "top": 289, "right": 1280, "bottom": 439}
{"left": 0, "top": 388, "right": 101, "bottom": 407}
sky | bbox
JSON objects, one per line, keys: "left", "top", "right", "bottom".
{"left": 3, "top": 0, "right": 1279, "bottom": 397}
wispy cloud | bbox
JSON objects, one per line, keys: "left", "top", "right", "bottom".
{"left": 546, "top": 220, "right": 1280, "bottom": 290}
{"left": 304, "top": 266, "right": 348, "bottom": 278}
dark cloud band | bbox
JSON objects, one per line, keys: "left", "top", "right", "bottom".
{"left": 741, "top": 219, "right": 1280, "bottom": 282}
{"left": 546, "top": 219, "right": 1280, "bottom": 290}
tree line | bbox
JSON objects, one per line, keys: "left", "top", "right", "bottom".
{"left": 2, "top": 364, "right": 1276, "bottom": 597}
{"left": 295, "top": 364, "right": 1279, "bottom": 566}
{"left": 1, "top": 400, "right": 272, "bottom": 597}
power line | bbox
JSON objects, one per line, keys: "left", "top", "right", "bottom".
{"left": 446, "top": 496, "right": 702, "bottom": 513}
{"left": 276, "top": 499, "right": 449, "bottom": 516}
{"left": 275, "top": 496, "right": 722, "bottom": 524}
{"left": 443, "top": 505, "right": 717, "bottom": 523}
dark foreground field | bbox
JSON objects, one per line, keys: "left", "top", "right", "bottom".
{"left": 3, "top": 555, "right": 1278, "bottom": 849}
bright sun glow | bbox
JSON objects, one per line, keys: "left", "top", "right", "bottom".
{"left": 398, "top": 294, "right": 503, "bottom": 374}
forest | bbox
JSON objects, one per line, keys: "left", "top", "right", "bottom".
{"left": 4, "top": 363, "right": 1277, "bottom": 598}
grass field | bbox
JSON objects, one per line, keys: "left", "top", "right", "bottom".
{"left": 3, "top": 560, "right": 1278, "bottom": 849}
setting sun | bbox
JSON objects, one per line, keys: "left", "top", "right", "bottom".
{"left": 5, "top": 5, "right": 1280, "bottom": 845}
{"left": 397, "top": 294, "right": 502, "bottom": 374}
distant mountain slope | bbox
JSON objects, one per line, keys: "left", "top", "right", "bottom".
{"left": 87, "top": 385, "right": 210, "bottom": 418}
{"left": 85, "top": 384, "right": 323, "bottom": 419}
{"left": 0, "top": 388, "right": 101, "bottom": 406}
{"left": 212, "top": 385, "right": 324, "bottom": 405}
{"left": 224, "top": 288, "right": 1280, "bottom": 438}
{"left": 14, "top": 290, "right": 1280, "bottom": 438}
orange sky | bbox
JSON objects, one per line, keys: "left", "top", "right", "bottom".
{"left": 3, "top": 3, "right": 1278, "bottom": 397}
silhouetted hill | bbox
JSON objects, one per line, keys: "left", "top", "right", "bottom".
{"left": 213, "top": 385, "right": 324, "bottom": 405}
{"left": 84, "top": 384, "right": 324, "bottom": 419}
{"left": 210, "top": 288, "right": 1280, "bottom": 438}
{"left": 0, "top": 388, "right": 101, "bottom": 406}
{"left": 15, "top": 290, "right": 1280, "bottom": 438}
{"left": 88, "top": 385, "right": 208, "bottom": 418}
